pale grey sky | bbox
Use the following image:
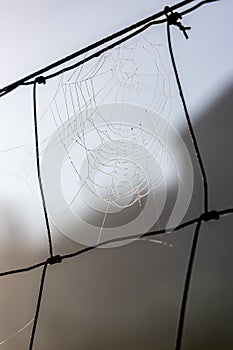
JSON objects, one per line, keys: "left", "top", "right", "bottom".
{"left": 0, "top": 0, "right": 232, "bottom": 110}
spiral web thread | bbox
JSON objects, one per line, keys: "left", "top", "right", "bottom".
{"left": 0, "top": 1, "right": 232, "bottom": 350}
{"left": 43, "top": 37, "right": 172, "bottom": 231}
{"left": 15, "top": 36, "right": 174, "bottom": 249}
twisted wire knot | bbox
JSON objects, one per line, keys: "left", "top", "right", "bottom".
{"left": 47, "top": 255, "right": 63, "bottom": 265}
{"left": 35, "top": 76, "right": 46, "bottom": 85}
{"left": 200, "top": 210, "right": 220, "bottom": 222}
{"left": 165, "top": 6, "right": 191, "bottom": 39}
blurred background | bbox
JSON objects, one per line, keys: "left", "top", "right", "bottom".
{"left": 0, "top": 0, "right": 232, "bottom": 349}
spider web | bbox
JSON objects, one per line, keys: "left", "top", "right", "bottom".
{"left": 11, "top": 35, "right": 182, "bottom": 249}
{"left": 1, "top": 2, "right": 229, "bottom": 343}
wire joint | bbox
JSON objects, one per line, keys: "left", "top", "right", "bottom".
{"left": 35, "top": 76, "right": 46, "bottom": 85}
{"left": 165, "top": 6, "right": 191, "bottom": 39}
{"left": 200, "top": 210, "right": 220, "bottom": 222}
{"left": 47, "top": 255, "right": 63, "bottom": 265}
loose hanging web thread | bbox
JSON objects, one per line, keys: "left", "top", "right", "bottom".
{"left": 0, "top": 318, "right": 34, "bottom": 346}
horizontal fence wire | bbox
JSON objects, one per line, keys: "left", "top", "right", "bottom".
{"left": 0, "top": 1, "right": 231, "bottom": 349}
{"left": 0, "top": 208, "right": 232, "bottom": 280}
{"left": 0, "top": 0, "right": 217, "bottom": 97}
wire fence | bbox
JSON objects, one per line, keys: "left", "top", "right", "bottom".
{"left": 0, "top": 1, "right": 232, "bottom": 349}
